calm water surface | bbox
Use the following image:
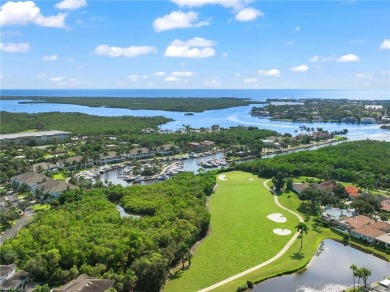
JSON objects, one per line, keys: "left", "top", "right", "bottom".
{"left": 254, "top": 239, "right": 390, "bottom": 292}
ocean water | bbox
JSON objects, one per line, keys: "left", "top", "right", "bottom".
{"left": 1, "top": 89, "right": 390, "bottom": 100}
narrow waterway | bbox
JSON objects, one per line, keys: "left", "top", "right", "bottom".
{"left": 253, "top": 239, "right": 390, "bottom": 292}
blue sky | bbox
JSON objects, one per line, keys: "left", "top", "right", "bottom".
{"left": 0, "top": 0, "right": 389, "bottom": 89}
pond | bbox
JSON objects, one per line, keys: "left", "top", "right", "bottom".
{"left": 253, "top": 239, "right": 390, "bottom": 292}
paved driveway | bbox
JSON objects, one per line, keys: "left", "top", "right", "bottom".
{"left": 0, "top": 209, "right": 34, "bottom": 245}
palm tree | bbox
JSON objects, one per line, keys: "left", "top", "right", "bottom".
{"left": 350, "top": 264, "right": 357, "bottom": 291}
{"left": 295, "top": 222, "right": 309, "bottom": 251}
{"left": 360, "top": 267, "right": 371, "bottom": 286}
{"left": 287, "top": 194, "right": 292, "bottom": 209}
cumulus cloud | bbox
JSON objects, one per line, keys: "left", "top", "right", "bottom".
{"left": 0, "top": 42, "right": 30, "bottom": 52}
{"left": 290, "top": 64, "right": 308, "bottom": 72}
{"left": 235, "top": 8, "right": 263, "bottom": 22}
{"left": 379, "top": 39, "right": 390, "bottom": 50}
{"left": 36, "top": 74, "right": 47, "bottom": 79}
{"left": 309, "top": 55, "right": 335, "bottom": 63}
{"left": 153, "top": 10, "right": 209, "bottom": 32}
{"left": 171, "top": 71, "right": 195, "bottom": 77}
{"left": 355, "top": 73, "right": 373, "bottom": 80}
{"left": 244, "top": 78, "right": 257, "bottom": 83}
{"left": 128, "top": 74, "right": 148, "bottom": 82}
{"left": 165, "top": 76, "right": 178, "bottom": 82}
{"left": 164, "top": 37, "right": 215, "bottom": 58}
{"left": 42, "top": 54, "right": 57, "bottom": 61}
{"left": 55, "top": 0, "right": 86, "bottom": 10}
{"left": 0, "top": 1, "right": 66, "bottom": 28}
{"left": 154, "top": 71, "right": 166, "bottom": 76}
{"left": 257, "top": 69, "right": 280, "bottom": 77}
{"left": 170, "top": 0, "right": 246, "bottom": 10}
{"left": 94, "top": 45, "right": 157, "bottom": 57}
{"left": 337, "top": 54, "right": 360, "bottom": 62}
{"left": 50, "top": 76, "right": 84, "bottom": 86}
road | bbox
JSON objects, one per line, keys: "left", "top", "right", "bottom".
{"left": 198, "top": 180, "right": 303, "bottom": 292}
{"left": 0, "top": 209, "right": 34, "bottom": 245}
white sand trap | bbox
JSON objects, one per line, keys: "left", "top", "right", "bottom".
{"left": 249, "top": 178, "right": 254, "bottom": 181}
{"left": 267, "top": 213, "right": 287, "bottom": 223}
{"left": 273, "top": 228, "right": 292, "bottom": 236}
{"left": 218, "top": 174, "right": 227, "bottom": 181}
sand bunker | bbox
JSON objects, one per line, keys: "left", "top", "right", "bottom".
{"left": 273, "top": 228, "right": 292, "bottom": 236}
{"left": 218, "top": 174, "right": 227, "bottom": 181}
{"left": 267, "top": 213, "right": 287, "bottom": 223}
{"left": 249, "top": 178, "right": 254, "bottom": 181}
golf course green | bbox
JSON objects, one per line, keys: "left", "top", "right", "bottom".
{"left": 163, "top": 171, "right": 299, "bottom": 292}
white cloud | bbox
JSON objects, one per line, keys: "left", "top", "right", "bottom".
{"left": 36, "top": 74, "right": 46, "bottom": 79}
{"left": 257, "top": 69, "right": 280, "bottom": 77}
{"left": 42, "top": 54, "right": 58, "bottom": 61}
{"left": 309, "top": 55, "right": 335, "bottom": 63}
{"left": 244, "top": 78, "right": 257, "bottom": 83}
{"left": 235, "top": 8, "right": 263, "bottom": 22}
{"left": 222, "top": 52, "right": 228, "bottom": 57}
{"left": 355, "top": 73, "right": 373, "bottom": 80}
{"left": 55, "top": 0, "right": 87, "bottom": 10}
{"left": 164, "top": 37, "right": 215, "bottom": 58}
{"left": 50, "top": 76, "right": 65, "bottom": 83}
{"left": 94, "top": 45, "right": 157, "bottom": 57}
{"left": 290, "top": 64, "right": 308, "bottom": 72}
{"left": 379, "top": 39, "right": 390, "bottom": 50}
{"left": 337, "top": 54, "right": 360, "bottom": 62}
{"left": 172, "top": 37, "right": 214, "bottom": 47}
{"left": 170, "top": 0, "right": 246, "bottom": 10}
{"left": 171, "top": 71, "right": 195, "bottom": 77}
{"left": 295, "top": 26, "right": 301, "bottom": 32}
{"left": 0, "top": 42, "right": 30, "bottom": 52}
{"left": 0, "top": 1, "right": 66, "bottom": 28}
{"left": 128, "top": 74, "right": 148, "bottom": 82}
{"left": 153, "top": 10, "right": 209, "bottom": 32}
{"left": 50, "top": 76, "right": 83, "bottom": 86}
{"left": 165, "top": 76, "right": 178, "bottom": 82}
{"left": 204, "top": 79, "right": 222, "bottom": 87}
{"left": 154, "top": 71, "right": 166, "bottom": 76}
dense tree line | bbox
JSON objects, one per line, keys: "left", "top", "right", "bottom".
{"left": 1, "top": 96, "right": 263, "bottom": 112}
{"left": 235, "top": 141, "right": 390, "bottom": 188}
{"left": 0, "top": 172, "right": 215, "bottom": 291}
{"left": 0, "top": 111, "right": 171, "bottom": 135}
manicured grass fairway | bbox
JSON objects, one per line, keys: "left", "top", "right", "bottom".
{"left": 163, "top": 171, "right": 299, "bottom": 292}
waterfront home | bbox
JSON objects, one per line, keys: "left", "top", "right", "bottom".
{"left": 360, "top": 117, "right": 377, "bottom": 123}
{"left": 292, "top": 183, "right": 309, "bottom": 195}
{"left": 31, "top": 162, "right": 57, "bottom": 173}
{"left": 345, "top": 185, "right": 360, "bottom": 200}
{"left": 52, "top": 274, "right": 114, "bottom": 292}
{"left": 99, "top": 151, "right": 125, "bottom": 164}
{"left": 335, "top": 215, "right": 376, "bottom": 232}
{"left": 127, "top": 147, "right": 155, "bottom": 159}
{"left": 341, "top": 116, "right": 357, "bottom": 123}
{"left": 57, "top": 156, "right": 93, "bottom": 170}
{"left": 186, "top": 142, "right": 203, "bottom": 152}
{"left": 375, "top": 233, "right": 390, "bottom": 249}
{"left": 351, "top": 221, "right": 390, "bottom": 244}
{"left": 155, "top": 144, "right": 180, "bottom": 156}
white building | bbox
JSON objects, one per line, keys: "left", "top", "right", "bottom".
{"left": 0, "top": 130, "right": 70, "bottom": 145}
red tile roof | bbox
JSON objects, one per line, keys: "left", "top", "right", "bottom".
{"left": 339, "top": 215, "right": 375, "bottom": 229}
{"left": 345, "top": 186, "right": 359, "bottom": 197}
{"left": 381, "top": 200, "right": 390, "bottom": 212}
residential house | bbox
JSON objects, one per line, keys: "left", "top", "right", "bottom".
{"left": 335, "top": 215, "right": 376, "bottom": 232}
{"left": 57, "top": 156, "right": 93, "bottom": 170}
{"left": 0, "top": 130, "right": 70, "bottom": 145}
{"left": 375, "top": 233, "right": 390, "bottom": 249}
{"left": 99, "top": 151, "right": 125, "bottom": 164}
{"left": 318, "top": 181, "right": 336, "bottom": 192}
{"left": 32, "top": 162, "right": 57, "bottom": 173}
{"left": 1, "top": 271, "right": 30, "bottom": 290}
{"left": 155, "top": 144, "right": 179, "bottom": 156}
{"left": 0, "top": 264, "right": 15, "bottom": 285}
{"left": 345, "top": 186, "right": 359, "bottom": 200}
{"left": 11, "top": 172, "right": 76, "bottom": 198}
{"left": 321, "top": 206, "right": 356, "bottom": 222}
{"left": 200, "top": 141, "right": 215, "bottom": 148}
{"left": 351, "top": 221, "right": 390, "bottom": 244}
{"left": 186, "top": 142, "right": 203, "bottom": 152}
{"left": 127, "top": 147, "right": 154, "bottom": 160}
{"left": 51, "top": 274, "right": 114, "bottom": 292}
{"left": 380, "top": 200, "right": 390, "bottom": 212}
{"left": 292, "top": 183, "right": 309, "bottom": 195}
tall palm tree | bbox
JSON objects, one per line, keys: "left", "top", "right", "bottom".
{"left": 295, "top": 222, "right": 309, "bottom": 251}
{"left": 350, "top": 264, "right": 357, "bottom": 291}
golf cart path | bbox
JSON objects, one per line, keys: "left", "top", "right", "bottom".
{"left": 198, "top": 179, "right": 303, "bottom": 292}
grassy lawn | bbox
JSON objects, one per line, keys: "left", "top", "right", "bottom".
{"left": 163, "top": 171, "right": 299, "bottom": 292}
{"left": 52, "top": 172, "right": 65, "bottom": 181}
{"left": 31, "top": 204, "right": 51, "bottom": 212}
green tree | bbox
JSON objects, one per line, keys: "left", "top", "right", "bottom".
{"left": 359, "top": 267, "right": 371, "bottom": 286}
{"left": 350, "top": 264, "right": 357, "bottom": 291}
{"left": 272, "top": 172, "right": 285, "bottom": 192}
{"left": 295, "top": 222, "right": 309, "bottom": 251}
